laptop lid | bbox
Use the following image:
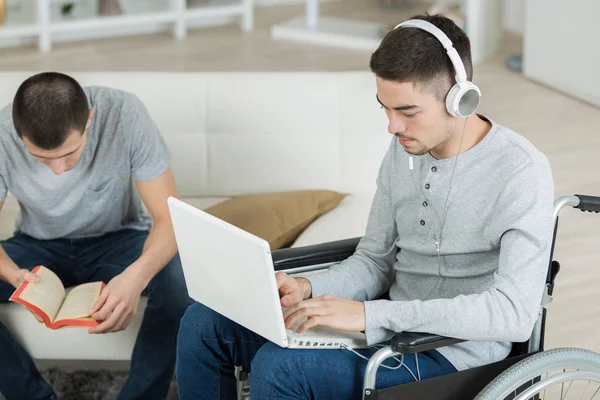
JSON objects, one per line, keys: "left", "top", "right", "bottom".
{"left": 167, "top": 197, "right": 289, "bottom": 348}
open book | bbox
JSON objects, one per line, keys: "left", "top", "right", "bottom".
{"left": 9, "top": 265, "right": 105, "bottom": 330}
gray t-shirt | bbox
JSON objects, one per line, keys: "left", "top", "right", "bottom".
{"left": 0, "top": 86, "right": 172, "bottom": 240}
{"left": 307, "top": 115, "right": 555, "bottom": 372}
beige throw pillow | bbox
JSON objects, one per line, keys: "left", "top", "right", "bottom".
{"left": 204, "top": 190, "right": 346, "bottom": 250}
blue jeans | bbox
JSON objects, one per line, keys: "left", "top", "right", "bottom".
{"left": 176, "top": 302, "right": 458, "bottom": 400}
{"left": 0, "top": 229, "right": 193, "bottom": 400}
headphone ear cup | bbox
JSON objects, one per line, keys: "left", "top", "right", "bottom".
{"left": 446, "top": 82, "right": 481, "bottom": 118}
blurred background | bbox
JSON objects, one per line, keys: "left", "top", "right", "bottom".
{"left": 1, "top": 0, "right": 600, "bottom": 399}
{"left": 0, "top": 0, "right": 576, "bottom": 73}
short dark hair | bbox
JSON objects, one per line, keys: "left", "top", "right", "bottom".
{"left": 12, "top": 72, "right": 89, "bottom": 150}
{"left": 370, "top": 14, "right": 473, "bottom": 102}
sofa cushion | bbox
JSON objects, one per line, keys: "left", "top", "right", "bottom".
{"left": 204, "top": 190, "right": 347, "bottom": 250}
{"left": 291, "top": 194, "right": 373, "bottom": 248}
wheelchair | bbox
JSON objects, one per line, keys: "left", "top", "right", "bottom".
{"left": 236, "top": 194, "right": 600, "bottom": 400}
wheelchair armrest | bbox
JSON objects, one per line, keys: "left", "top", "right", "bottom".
{"left": 271, "top": 237, "right": 362, "bottom": 271}
{"left": 391, "top": 332, "right": 465, "bottom": 354}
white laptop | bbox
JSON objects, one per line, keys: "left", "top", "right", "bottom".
{"left": 167, "top": 196, "right": 368, "bottom": 350}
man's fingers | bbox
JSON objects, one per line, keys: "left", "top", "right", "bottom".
{"left": 283, "top": 298, "right": 323, "bottom": 320}
{"left": 113, "top": 310, "right": 134, "bottom": 333}
{"left": 112, "top": 304, "right": 135, "bottom": 333}
{"left": 282, "top": 300, "right": 303, "bottom": 320}
{"left": 90, "top": 303, "right": 124, "bottom": 334}
{"left": 276, "top": 273, "right": 300, "bottom": 298}
{"left": 280, "top": 293, "right": 302, "bottom": 308}
{"left": 91, "top": 295, "right": 118, "bottom": 321}
{"left": 297, "top": 315, "right": 326, "bottom": 334}
{"left": 23, "top": 272, "right": 41, "bottom": 283}
{"left": 277, "top": 281, "right": 295, "bottom": 302}
{"left": 276, "top": 272, "right": 291, "bottom": 294}
{"left": 106, "top": 303, "right": 126, "bottom": 332}
{"left": 275, "top": 271, "right": 288, "bottom": 287}
{"left": 283, "top": 296, "right": 340, "bottom": 332}
{"left": 16, "top": 271, "right": 41, "bottom": 286}
{"left": 89, "top": 289, "right": 110, "bottom": 315}
{"left": 278, "top": 276, "right": 304, "bottom": 308}
{"left": 284, "top": 302, "right": 325, "bottom": 330}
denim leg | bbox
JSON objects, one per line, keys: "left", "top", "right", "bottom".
{"left": 176, "top": 302, "right": 268, "bottom": 400}
{"left": 0, "top": 234, "right": 77, "bottom": 400}
{"left": 76, "top": 229, "right": 193, "bottom": 400}
{"left": 248, "top": 340, "right": 458, "bottom": 400}
{"left": 122, "top": 252, "right": 192, "bottom": 400}
{"left": 0, "top": 324, "right": 56, "bottom": 400}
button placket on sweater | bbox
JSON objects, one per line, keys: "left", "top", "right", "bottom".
{"left": 420, "top": 164, "right": 439, "bottom": 228}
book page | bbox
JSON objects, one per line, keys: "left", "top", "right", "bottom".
{"left": 54, "top": 282, "right": 103, "bottom": 322}
{"left": 15, "top": 266, "right": 65, "bottom": 322}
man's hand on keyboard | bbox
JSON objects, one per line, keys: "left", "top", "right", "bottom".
{"left": 282, "top": 295, "right": 366, "bottom": 334}
{"left": 276, "top": 272, "right": 312, "bottom": 308}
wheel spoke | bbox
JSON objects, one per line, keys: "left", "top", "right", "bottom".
{"left": 560, "top": 376, "right": 574, "bottom": 399}
{"left": 580, "top": 380, "right": 590, "bottom": 400}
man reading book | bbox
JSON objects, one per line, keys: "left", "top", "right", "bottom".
{"left": 0, "top": 72, "right": 193, "bottom": 400}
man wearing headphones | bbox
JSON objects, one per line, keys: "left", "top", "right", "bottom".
{"left": 175, "top": 14, "right": 555, "bottom": 399}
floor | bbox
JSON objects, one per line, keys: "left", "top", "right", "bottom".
{"left": 2, "top": 0, "right": 600, "bottom": 379}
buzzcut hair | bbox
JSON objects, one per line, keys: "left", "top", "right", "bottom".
{"left": 12, "top": 72, "right": 89, "bottom": 150}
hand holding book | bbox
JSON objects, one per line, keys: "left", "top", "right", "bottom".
{"left": 11, "top": 269, "right": 43, "bottom": 322}
{"left": 9, "top": 265, "right": 105, "bottom": 330}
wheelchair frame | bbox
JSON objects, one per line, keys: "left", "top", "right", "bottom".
{"left": 237, "top": 194, "right": 600, "bottom": 400}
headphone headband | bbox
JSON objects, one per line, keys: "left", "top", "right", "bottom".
{"left": 391, "top": 18, "right": 480, "bottom": 118}
{"left": 394, "top": 19, "right": 468, "bottom": 84}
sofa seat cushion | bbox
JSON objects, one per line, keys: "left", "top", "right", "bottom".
{"left": 0, "top": 297, "right": 149, "bottom": 360}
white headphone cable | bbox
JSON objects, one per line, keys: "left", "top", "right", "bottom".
{"left": 340, "top": 344, "right": 421, "bottom": 381}
{"left": 424, "top": 116, "right": 469, "bottom": 299}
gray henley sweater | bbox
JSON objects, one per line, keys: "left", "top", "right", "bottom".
{"left": 307, "top": 115, "right": 555, "bottom": 371}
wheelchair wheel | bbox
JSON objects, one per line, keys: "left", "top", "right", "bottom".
{"left": 475, "top": 347, "right": 600, "bottom": 400}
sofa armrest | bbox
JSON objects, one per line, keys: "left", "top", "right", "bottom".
{"left": 391, "top": 332, "right": 465, "bottom": 354}
{"left": 271, "top": 237, "right": 361, "bottom": 271}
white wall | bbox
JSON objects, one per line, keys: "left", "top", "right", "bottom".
{"left": 466, "top": 0, "right": 503, "bottom": 64}
{"left": 431, "top": 0, "right": 524, "bottom": 36}
{"left": 502, "top": 0, "right": 525, "bottom": 35}
{"left": 427, "top": 0, "right": 520, "bottom": 63}
{"left": 523, "top": 0, "right": 600, "bottom": 108}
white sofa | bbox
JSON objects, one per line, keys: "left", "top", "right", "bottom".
{"left": 0, "top": 71, "right": 390, "bottom": 361}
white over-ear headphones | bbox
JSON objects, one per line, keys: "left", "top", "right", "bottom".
{"left": 394, "top": 19, "right": 481, "bottom": 118}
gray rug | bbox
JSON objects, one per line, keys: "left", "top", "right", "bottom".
{"left": 0, "top": 368, "right": 179, "bottom": 400}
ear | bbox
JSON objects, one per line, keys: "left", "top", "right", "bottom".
{"left": 86, "top": 108, "right": 94, "bottom": 128}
